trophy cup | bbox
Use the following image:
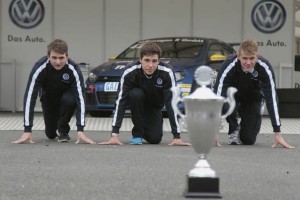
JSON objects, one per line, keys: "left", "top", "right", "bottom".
{"left": 171, "top": 66, "right": 237, "bottom": 198}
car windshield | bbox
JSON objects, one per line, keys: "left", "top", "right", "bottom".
{"left": 117, "top": 38, "right": 204, "bottom": 59}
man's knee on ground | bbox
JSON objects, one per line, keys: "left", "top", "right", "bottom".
{"left": 240, "top": 136, "right": 256, "bottom": 145}
{"left": 45, "top": 131, "right": 57, "bottom": 139}
{"left": 61, "top": 92, "right": 76, "bottom": 108}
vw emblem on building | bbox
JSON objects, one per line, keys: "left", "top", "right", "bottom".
{"left": 9, "top": 0, "right": 45, "bottom": 29}
{"left": 251, "top": 0, "right": 286, "bottom": 34}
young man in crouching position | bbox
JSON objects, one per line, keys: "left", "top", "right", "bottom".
{"left": 100, "top": 42, "right": 190, "bottom": 146}
{"left": 12, "top": 39, "right": 95, "bottom": 144}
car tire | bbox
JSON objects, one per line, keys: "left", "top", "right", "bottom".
{"left": 89, "top": 111, "right": 113, "bottom": 117}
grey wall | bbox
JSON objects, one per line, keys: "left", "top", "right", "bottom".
{"left": 0, "top": 0, "right": 296, "bottom": 111}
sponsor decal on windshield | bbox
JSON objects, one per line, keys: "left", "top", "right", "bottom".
{"left": 211, "top": 55, "right": 226, "bottom": 61}
{"left": 139, "top": 38, "right": 204, "bottom": 44}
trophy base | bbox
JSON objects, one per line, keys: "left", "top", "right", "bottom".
{"left": 184, "top": 176, "right": 222, "bottom": 198}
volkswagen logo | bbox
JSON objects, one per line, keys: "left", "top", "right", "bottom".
{"left": 9, "top": 0, "right": 45, "bottom": 29}
{"left": 251, "top": 0, "right": 286, "bottom": 34}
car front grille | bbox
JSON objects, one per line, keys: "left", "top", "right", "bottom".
{"left": 96, "top": 91, "right": 117, "bottom": 104}
{"left": 86, "top": 93, "right": 97, "bottom": 104}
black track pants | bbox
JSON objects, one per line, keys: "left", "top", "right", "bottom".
{"left": 41, "top": 90, "right": 76, "bottom": 139}
{"left": 226, "top": 100, "right": 262, "bottom": 145}
{"left": 128, "top": 88, "right": 163, "bottom": 144}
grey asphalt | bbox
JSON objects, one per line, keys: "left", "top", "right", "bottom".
{"left": 1, "top": 128, "right": 300, "bottom": 200}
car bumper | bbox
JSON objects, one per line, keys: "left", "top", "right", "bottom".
{"left": 85, "top": 81, "right": 190, "bottom": 112}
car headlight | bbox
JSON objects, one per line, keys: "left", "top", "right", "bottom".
{"left": 88, "top": 72, "right": 98, "bottom": 83}
{"left": 174, "top": 71, "right": 186, "bottom": 82}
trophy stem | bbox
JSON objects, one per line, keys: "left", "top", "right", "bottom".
{"left": 189, "top": 156, "right": 216, "bottom": 178}
{"left": 198, "top": 153, "right": 206, "bottom": 160}
{"left": 185, "top": 154, "right": 221, "bottom": 198}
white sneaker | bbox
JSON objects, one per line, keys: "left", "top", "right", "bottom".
{"left": 228, "top": 130, "right": 241, "bottom": 145}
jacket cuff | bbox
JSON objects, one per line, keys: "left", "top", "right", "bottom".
{"left": 77, "top": 126, "right": 84, "bottom": 132}
{"left": 24, "top": 126, "right": 32, "bottom": 132}
{"left": 173, "top": 133, "right": 181, "bottom": 139}
{"left": 273, "top": 125, "right": 281, "bottom": 133}
{"left": 112, "top": 127, "right": 120, "bottom": 134}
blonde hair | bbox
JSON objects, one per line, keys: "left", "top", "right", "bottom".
{"left": 239, "top": 39, "right": 258, "bottom": 55}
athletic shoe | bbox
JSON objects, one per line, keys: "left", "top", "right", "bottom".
{"left": 130, "top": 137, "right": 142, "bottom": 145}
{"left": 57, "top": 133, "right": 70, "bottom": 142}
{"left": 228, "top": 130, "right": 241, "bottom": 145}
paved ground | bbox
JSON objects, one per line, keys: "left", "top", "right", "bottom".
{"left": 0, "top": 112, "right": 300, "bottom": 200}
{"left": 1, "top": 112, "right": 300, "bottom": 134}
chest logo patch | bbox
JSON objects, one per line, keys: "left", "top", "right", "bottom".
{"left": 252, "top": 70, "right": 258, "bottom": 78}
{"left": 62, "top": 73, "right": 69, "bottom": 81}
{"left": 157, "top": 78, "right": 163, "bottom": 85}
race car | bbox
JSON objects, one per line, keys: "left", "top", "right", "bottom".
{"left": 85, "top": 37, "right": 236, "bottom": 117}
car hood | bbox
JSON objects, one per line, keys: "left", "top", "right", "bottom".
{"left": 161, "top": 58, "right": 200, "bottom": 71}
{"left": 91, "top": 58, "right": 200, "bottom": 76}
{"left": 91, "top": 60, "right": 133, "bottom": 76}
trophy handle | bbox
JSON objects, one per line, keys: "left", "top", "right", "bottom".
{"left": 171, "top": 86, "right": 186, "bottom": 120}
{"left": 221, "top": 87, "right": 237, "bottom": 119}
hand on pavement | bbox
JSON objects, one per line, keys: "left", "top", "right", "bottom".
{"left": 271, "top": 132, "right": 295, "bottom": 149}
{"left": 215, "top": 134, "right": 222, "bottom": 147}
{"left": 75, "top": 132, "right": 96, "bottom": 144}
{"left": 98, "top": 135, "right": 123, "bottom": 145}
{"left": 11, "top": 132, "right": 34, "bottom": 144}
{"left": 168, "top": 138, "right": 191, "bottom": 146}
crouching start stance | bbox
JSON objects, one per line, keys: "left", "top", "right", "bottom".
{"left": 99, "top": 42, "right": 190, "bottom": 146}
{"left": 12, "top": 39, "right": 95, "bottom": 144}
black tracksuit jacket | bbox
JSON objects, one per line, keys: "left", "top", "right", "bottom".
{"left": 111, "top": 61, "right": 181, "bottom": 138}
{"left": 213, "top": 54, "right": 281, "bottom": 132}
{"left": 23, "top": 56, "right": 86, "bottom": 132}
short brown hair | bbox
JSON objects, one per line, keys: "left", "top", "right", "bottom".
{"left": 47, "top": 39, "right": 68, "bottom": 56}
{"left": 239, "top": 39, "right": 258, "bottom": 55}
{"left": 140, "top": 42, "right": 162, "bottom": 59}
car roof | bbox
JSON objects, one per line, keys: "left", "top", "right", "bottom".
{"left": 136, "top": 36, "right": 223, "bottom": 43}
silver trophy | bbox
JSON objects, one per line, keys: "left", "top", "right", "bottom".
{"left": 171, "top": 66, "right": 237, "bottom": 198}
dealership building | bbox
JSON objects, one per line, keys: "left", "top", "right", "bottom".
{"left": 0, "top": 0, "right": 299, "bottom": 112}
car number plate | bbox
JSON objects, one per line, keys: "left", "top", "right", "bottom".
{"left": 104, "top": 82, "right": 119, "bottom": 92}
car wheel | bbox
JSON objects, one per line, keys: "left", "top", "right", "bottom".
{"left": 89, "top": 111, "right": 113, "bottom": 117}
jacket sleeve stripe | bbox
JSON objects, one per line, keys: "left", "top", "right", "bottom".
{"left": 112, "top": 64, "right": 141, "bottom": 126}
{"left": 158, "top": 65, "right": 176, "bottom": 87}
{"left": 68, "top": 64, "right": 85, "bottom": 126}
{"left": 158, "top": 65, "right": 181, "bottom": 133}
{"left": 24, "top": 62, "right": 47, "bottom": 126}
{"left": 216, "top": 58, "right": 238, "bottom": 96}
{"left": 257, "top": 60, "right": 280, "bottom": 126}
